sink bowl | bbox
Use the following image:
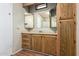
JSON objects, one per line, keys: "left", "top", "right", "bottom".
{"left": 38, "top": 30, "right": 43, "bottom": 33}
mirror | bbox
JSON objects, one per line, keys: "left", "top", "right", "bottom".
{"left": 33, "top": 10, "right": 50, "bottom": 28}
{"left": 50, "top": 7, "right": 57, "bottom": 32}
{"left": 24, "top": 7, "right": 57, "bottom": 32}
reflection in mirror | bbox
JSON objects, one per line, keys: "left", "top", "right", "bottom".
{"left": 33, "top": 11, "right": 50, "bottom": 29}
{"left": 33, "top": 13, "right": 42, "bottom": 28}
{"left": 50, "top": 7, "right": 57, "bottom": 32}
{"left": 24, "top": 7, "right": 57, "bottom": 33}
{"left": 24, "top": 13, "right": 34, "bottom": 31}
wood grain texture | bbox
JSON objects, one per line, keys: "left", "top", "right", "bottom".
{"left": 58, "top": 3, "right": 75, "bottom": 20}
{"left": 59, "top": 20, "right": 76, "bottom": 56}
{"left": 31, "top": 35, "right": 42, "bottom": 52}
{"left": 22, "top": 33, "right": 31, "bottom": 49}
{"left": 22, "top": 34, "right": 57, "bottom": 55}
{"left": 57, "top": 3, "right": 76, "bottom": 56}
{"left": 42, "top": 35, "right": 57, "bottom": 55}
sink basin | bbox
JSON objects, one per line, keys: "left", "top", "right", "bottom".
{"left": 38, "top": 30, "right": 43, "bottom": 33}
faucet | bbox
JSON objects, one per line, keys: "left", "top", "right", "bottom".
{"left": 39, "top": 30, "right": 43, "bottom": 33}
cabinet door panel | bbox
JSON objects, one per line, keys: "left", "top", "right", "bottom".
{"left": 58, "top": 3, "right": 75, "bottom": 20}
{"left": 42, "top": 35, "right": 57, "bottom": 55}
{"left": 59, "top": 20, "right": 76, "bottom": 56}
{"left": 31, "top": 35, "right": 42, "bottom": 52}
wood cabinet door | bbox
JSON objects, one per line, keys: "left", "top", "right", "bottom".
{"left": 31, "top": 35, "right": 42, "bottom": 52}
{"left": 42, "top": 35, "right": 57, "bottom": 55}
{"left": 57, "top": 3, "right": 75, "bottom": 20}
{"left": 59, "top": 20, "right": 76, "bottom": 56}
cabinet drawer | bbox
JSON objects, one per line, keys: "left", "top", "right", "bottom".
{"left": 22, "top": 40, "right": 30, "bottom": 43}
{"left": 22, "top": 33, "right": 31, "bottom": 38}
{"left": 22, "top": 44, "right": 31, "bottom": 49}
{"left": 22, "top": 42, "right": 30, "bottom": 45}
{"left": 22, "top": 38, "right": 30, "bottom": 43}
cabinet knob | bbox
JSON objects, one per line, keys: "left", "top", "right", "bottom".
{"left": 60, "top": 21, "right": 61, "bottom": 23}
{"left": 74, "top": 40, "right": 76, "bottom": 44}
{"left": 74, "top": 22, "right": 76, "bottom": 24}
{"left": 74, "top": 14, "right": 75, "bottom": 16}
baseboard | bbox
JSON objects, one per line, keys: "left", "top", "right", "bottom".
{"left": 11, "top": 49, "right": 22, "bottom": 56}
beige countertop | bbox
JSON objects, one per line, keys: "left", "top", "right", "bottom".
{"left": 22, "top": 31, "right": 57, "bottom": 35}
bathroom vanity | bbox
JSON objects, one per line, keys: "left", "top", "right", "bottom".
{"left": 22, "top": 32, "right": 57, "bottom": 55}
{"left": 22, "top": 3, "right": 57, "bottom": 55}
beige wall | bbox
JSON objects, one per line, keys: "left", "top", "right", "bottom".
{"left": 77, "top": 4, "right": 79, "bottom": 56}
{"left": 13, "top": 3, "right": 26, "bottom": 54}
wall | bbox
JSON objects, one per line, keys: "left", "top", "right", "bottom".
{"left": 13, "top": 3, "right": 25, "bottom": 54}
{"left": 77, "top": 4, "right": 79, "bottom": 56}
{"left": 0, "top": 3, "right": 13, "bottom": 55}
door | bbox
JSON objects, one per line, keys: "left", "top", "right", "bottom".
{"left": 31, "top": 35, "right": 42, "bottom": 52}
{"left": 59, "top": 20, "right": 76, "bottom": 56}
{"left": 42, "top": 35, "right": 57, "bottom": 55}
{"left": 58, "top": 3, "right": 75, "bottom": 20}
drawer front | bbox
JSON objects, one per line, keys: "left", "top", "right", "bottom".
{"left": 22, "top": 44, "right": 31, "bottom": 49}
{"left": 22, "top": 38, "right": 30, "bottom": 43}
{"left": 22, "top": 33, "right": 31, "bottom": 38}
{"left": 22, "top": 42, "right": 30, "bottom": 45}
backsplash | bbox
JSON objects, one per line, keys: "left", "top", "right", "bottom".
{"left": 22, "top": 28, "right": 56, "bottom": 34}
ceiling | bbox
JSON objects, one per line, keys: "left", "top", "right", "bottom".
{"left": 23, "top": 3, "right": 34, "bottom": 6}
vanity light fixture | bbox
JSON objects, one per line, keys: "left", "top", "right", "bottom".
{"left": 35, "top": 3, "right": 47, "bottom": 10}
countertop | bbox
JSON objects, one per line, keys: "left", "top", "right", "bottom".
{"left": 22, "top": 31, "right": 57, "bottom": 35}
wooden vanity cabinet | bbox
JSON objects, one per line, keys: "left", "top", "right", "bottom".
{"left": 22, "top": 33, "right": 57, "bottom": 55}
{"left": 22, "top": 33, "right": 31, "bottom": 49}
{"left": 31, "top": 34, "right": 57, "bottom": 55}
{"left": 42, "top": 35, "right": 57, "bottom": 55}
{"left": 31, "top": 35, "right": 42, "bottom": 52}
